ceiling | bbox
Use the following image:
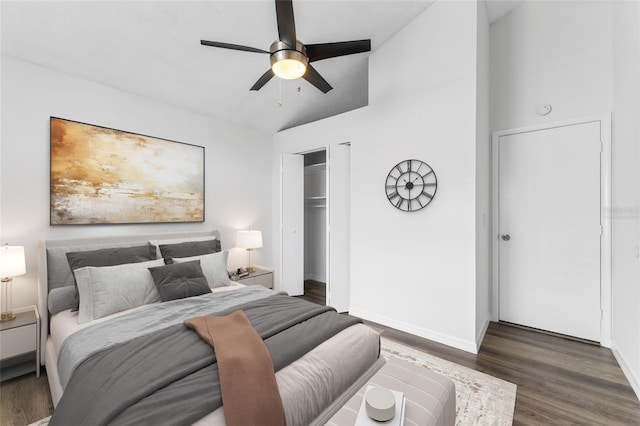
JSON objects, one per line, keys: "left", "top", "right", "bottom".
{"left": 1, "top": 1, "right": 522, "bottom": 135}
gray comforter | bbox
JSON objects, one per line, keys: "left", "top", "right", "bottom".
{"left": 57, "top": 285, "right": 278, "bottom": 389}
{"left": 49, "top": 291, "right": 361, "bottom": 426}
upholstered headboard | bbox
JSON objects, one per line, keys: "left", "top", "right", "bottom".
{"left": 37, "top": 229, "right": 221, "bottom": 365}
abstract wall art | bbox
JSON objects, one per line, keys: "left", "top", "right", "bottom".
{"left": 50, "top": 117, "right": 204, "bottom": 225}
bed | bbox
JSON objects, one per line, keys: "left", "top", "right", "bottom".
{"left": 37, "top": 230, "right": 380, "bottom": 425}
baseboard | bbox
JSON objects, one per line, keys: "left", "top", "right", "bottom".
{"left": 612, "top": 344, "right": 640, "bottom": 402}
{"left": 476, "top": 313, "right": 491, "bottom": 350}
{"left": 350, "top": 307, "right": 479, "bottom": 354}
{"left": 304, "top": 273, "right": 326, "bottom": 282}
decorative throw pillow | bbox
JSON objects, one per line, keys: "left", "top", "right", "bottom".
{"left": 66, "top": 244, "right": 157, "bottom": 311}
{"left": 74, "top": 258, "right": 164, "bottom": 324}
{"left": 148, "top": 260, "right": 211, "bottom": 302}
{"left": 171, "top": 251, "right": 232, "bottom": 289}
{"left": 159, "top": 239, "right": 221, "bottom": 259}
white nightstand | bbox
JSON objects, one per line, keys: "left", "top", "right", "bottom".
{"left": 230, "top": 267, "right": 274, "bottom": 289}
{"left": 0, "top": 305, "right": 40, "bottom": 381}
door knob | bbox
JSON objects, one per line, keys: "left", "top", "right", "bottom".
{"left": 501, "top": 234, "right": 510, "bottom": 241}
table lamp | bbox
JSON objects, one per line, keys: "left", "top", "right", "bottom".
{"left": 236, "top": 230, "right": 262, "bottom": 273}
{"left": 0, "top": 244, "right": 26, "bottom": 322}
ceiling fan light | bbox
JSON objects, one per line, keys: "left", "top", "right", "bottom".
{"left": 272, "top": 58, "right": 306, "bottom": 80}
{"left": 270, "top": 43, "right": 308, "bottom": 80}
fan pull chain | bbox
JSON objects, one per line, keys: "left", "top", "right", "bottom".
{"left": 278, "top": 79, "right": 283, "bottom": 107}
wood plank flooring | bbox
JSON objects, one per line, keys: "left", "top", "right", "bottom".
{"left": 296, "top": 280, "right": 640, "bottom": 425}
{"left": 2, "top": 280, "right": 639, "bottom": 425}
{"left": 366, "top": 321, "right": 640, "bottom": 425}
{"left": 0, "top": 370, "right": 52, "bottom": 425}
{"left": 297, "top": 279, "right": 326, "bottom": 305}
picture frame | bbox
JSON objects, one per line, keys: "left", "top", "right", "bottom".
{"left": 50, "top": 117, "right": 205, "bottom": 225}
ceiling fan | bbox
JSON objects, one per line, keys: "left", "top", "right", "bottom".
{"left": 200, "top": 0, "right": 371, "bottom": 94}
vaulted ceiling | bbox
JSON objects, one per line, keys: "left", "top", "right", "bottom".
{"left": 1, "top": 1, "right": 522, "bottom": 134}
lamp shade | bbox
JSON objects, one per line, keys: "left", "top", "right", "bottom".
{"left": 236, "top": 230, "right": 263, "bottom": 249}
{"left": 0, "top": 246, "right": 26, "bottom": 278}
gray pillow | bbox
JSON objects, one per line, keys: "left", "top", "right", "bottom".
{"left": 171, "top": 251, "right": 232, "bottom": 288}
{"left": 66, "top": 244, "right": 157, "bottom": 311}
{"left": 148, "top": 260, "right": 211, "bottom": 302}
{"left": 74, "top": 259, "right": 164, "bottom": 324}
{"left": 159, "top": 239, "right": 221, "bottom": 259}
{"left": 48, "top": 287, "right": 78, "bottom": 314}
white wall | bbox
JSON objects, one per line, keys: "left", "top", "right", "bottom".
{"left": 491, "top": 1, "right": 613, "bottom": 131}
{"left": 1, "top": 56, "right": 273, "bottom": 309}
{"left": 274, "top": 1, "right": 482, "bottom": 353}
{"left": 611, "top": 0, "right": 640, "bottom": 399}
{"left": 475, "top": 0, "right": 491, "bottom": 347}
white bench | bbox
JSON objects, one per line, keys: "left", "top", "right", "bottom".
{"left": 312, "top": 357, "right": 456, "bottom": 426}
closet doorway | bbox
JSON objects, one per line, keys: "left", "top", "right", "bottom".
{"left": 281, "top": 144, "right": 351, "bottom": 312}
{"left": 303, "top": 150, "right": 327, "bottom": 305}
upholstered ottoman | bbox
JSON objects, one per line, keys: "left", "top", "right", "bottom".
{"left": 312, "top": 357, "right": 456, "bottom": 426}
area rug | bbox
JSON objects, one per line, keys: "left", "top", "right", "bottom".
{"left": 381, "top": 337, "right": 517, "bottom": 425}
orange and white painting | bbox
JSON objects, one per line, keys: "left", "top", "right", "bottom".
{"left": 50, "top": 117, "right": 204, "bottom": 225}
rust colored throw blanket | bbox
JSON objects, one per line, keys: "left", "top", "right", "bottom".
{"left": 185, "top": 311, "right": 286, "bottom": 426}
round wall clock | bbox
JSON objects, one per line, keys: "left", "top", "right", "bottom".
{"left": 385, "top": 159, "right": 437, "bottom": 212}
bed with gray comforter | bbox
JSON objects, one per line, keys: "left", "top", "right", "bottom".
{"left": 40, "top": 231, "right": 380, "bottom": 425}
{"left": 49, "top": 287, "right": 366, "bottom": 425}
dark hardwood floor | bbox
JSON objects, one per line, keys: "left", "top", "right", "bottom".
{"left": 2, "top": 282, "right": 639, "bottom": 425}
{"left": 0, "top": 370, "right": 53, "bottom": 425}
{"left": 295, "top": 279, "right": 326, "bottom": 305}
{"left": 296, "top": 280, "right": 640, "bottom": 425}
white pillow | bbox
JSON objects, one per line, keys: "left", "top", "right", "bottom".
{"left": 74, "top": 258, "right": 165, "bottom": 324}
{"left": 172, "top": 251, "right": 232, "bottom": 289}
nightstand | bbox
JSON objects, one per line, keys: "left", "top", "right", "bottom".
{"left": 230, "top": 267, "right": 273, "bottom": 289}
{"left": 0, "top": 305, "right": 40, "bottom": 381}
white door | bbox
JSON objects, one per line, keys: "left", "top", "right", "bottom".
{"left": 281, "top": 153, "right": 304, "bottom": 296}
{"left": 498, "top": 121, "right": 601, "bottom": 341}
{"left": 327, "top": 144, "right": 350, "bottom": 312}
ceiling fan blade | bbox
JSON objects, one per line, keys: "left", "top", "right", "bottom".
{"left": 275, "top": 0, "right": 297, "bottom": 48}
{"left": 303, "top": 64, "right": 332, "bottom": 93}
{"left": 200, "top": 40, "right": 269, "bottom": 54}
{"left": 306, "top": 40, "right": 371, "bottom": 62}
{"left": 250, "top": 69, "right": 275, "bottom": 91}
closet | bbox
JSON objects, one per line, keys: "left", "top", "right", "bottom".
{"left": 303, "top": 150, "right": 326, "bottom": 304}
{"left": 281, "top": 144, "right": 350, "bottom": 312}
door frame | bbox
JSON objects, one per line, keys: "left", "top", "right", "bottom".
{"left": 279, "top": 144, "right": 351, "bottom": 309}
{"left": 491, "top": 115, "right": 612, "bottom": 347}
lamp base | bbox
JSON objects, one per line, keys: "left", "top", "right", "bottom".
{"left": 0, "top": 311, "right": 15, "bottom": 322}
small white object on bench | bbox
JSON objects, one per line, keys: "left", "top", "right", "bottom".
{"left": 365, "top": 386, "right": 396, "bottom": 421}
{"left": 354, "top": 385, "right": 406, "bottom": 425}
